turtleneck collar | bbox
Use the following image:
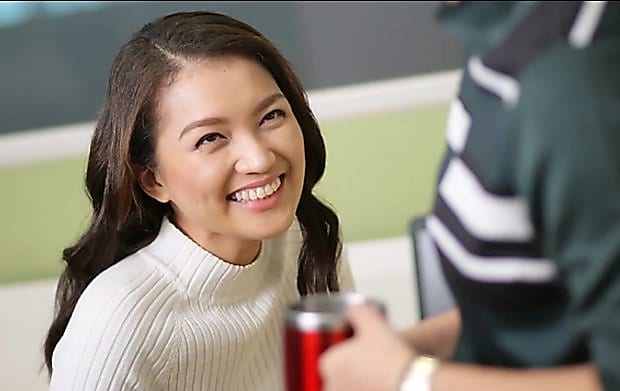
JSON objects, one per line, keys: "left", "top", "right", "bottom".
{"left": 142, "top": 217, "right": 278, "bottom": 305}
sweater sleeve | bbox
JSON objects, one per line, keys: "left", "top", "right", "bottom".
{"left": 49, "top": 266, "right": 179, "bottom": 391}
{"left": 515, "top": 42, "right": 620, "bottom": 390}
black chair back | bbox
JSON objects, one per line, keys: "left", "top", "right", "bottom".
{"left": 410, "top": 216, "right": 455, "bottom": 319}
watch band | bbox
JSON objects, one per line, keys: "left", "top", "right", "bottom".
{"left": 398, "top": 355, "right": 440, "bottom": 391}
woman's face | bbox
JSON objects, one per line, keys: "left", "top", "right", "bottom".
{"left": 143, "top": 56, "right": 305, "bottom": 263}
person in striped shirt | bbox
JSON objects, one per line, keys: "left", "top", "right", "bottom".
{"left": 44, "top": 11, "right": 354, "bottom": 390}
{"left": 320, "top": 2, "right": 620, "bottom": 391}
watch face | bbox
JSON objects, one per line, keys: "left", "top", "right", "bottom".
{"left": 399, "top": 355, "right": 440, "bottom": 391}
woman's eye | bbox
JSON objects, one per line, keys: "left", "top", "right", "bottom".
{"left": 196, "top": 133, "right": 224, "bottom": 148}
{"left": 260, "top": 109, "right": 285, "bottom": 126}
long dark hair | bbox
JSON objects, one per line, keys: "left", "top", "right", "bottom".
{"left": 44, "top": 11, "right": 342, "bottom": 374}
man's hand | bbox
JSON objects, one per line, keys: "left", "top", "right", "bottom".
{"left": 319, "top": 303, "right": 416, "bottom": 391}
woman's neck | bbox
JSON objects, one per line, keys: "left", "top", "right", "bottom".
{"left": 169, "top": 215, "right": 262, "bottom": 266}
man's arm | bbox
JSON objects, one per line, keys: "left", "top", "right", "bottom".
{"left": 320, "top": 304, "right": 603, "bottom": 391}
{"left": 398, "top": 308, "right": 461, "bottom": 360}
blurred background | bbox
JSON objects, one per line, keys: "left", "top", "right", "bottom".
{"left": 0, "top": 2, "right": 463, "bottom": 389}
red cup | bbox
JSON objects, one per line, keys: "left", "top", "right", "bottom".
{"left": 283, "top": 292, "right": 385, "bottom": 391}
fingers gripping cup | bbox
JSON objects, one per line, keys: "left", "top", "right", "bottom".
{"left": 283, "top": 292, "right": 385, "bottom": 391}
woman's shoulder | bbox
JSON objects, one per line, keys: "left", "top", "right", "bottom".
{"left": 68, "top": 251, "right": 182, "bottom": 336}
{"left": 51, "top": 252, "right": 183, "bottom": 388}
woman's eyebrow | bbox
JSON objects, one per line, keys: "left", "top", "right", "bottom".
{"left": 253, "top": 92, "right": 285, "bottom": 116}
{"left": 179, "top": 116, "right": 226, "bottom": 140}
{"left": 178, "top": 92, "right": 285, "bottom": 140}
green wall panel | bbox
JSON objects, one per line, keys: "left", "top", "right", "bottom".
{"left": 0, "top": 104, "right": 448, "bottom": 284}
{"left": 0, "top": 158, "right": 90, "bottom": 284}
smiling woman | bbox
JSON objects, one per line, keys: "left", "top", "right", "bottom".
{"left": 44, "top": 11, "right": 355, "bottom": 391}
{"left": 136, "top": 57, "right": 307, "bottom": 265}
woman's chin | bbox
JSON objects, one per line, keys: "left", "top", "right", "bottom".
{"left": 240, "top": 214, "right": 296, "bottom": 240}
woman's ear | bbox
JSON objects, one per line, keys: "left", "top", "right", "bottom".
{"left": 135, "top": 165, "right": 170, "bottom": 203}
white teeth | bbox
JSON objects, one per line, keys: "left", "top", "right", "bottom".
{"left": 232, "top": 177, "right": 282, "bottom": 203}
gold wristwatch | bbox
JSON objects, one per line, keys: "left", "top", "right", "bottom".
{"left": 398, "top": 355, "right": 440, "bottom": 391}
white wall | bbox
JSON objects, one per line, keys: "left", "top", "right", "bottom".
{"left": 345, "top": 236, "right": 420, "bottom": 329}
{"left": 0, "top": 280, "right": 56, "bottom": 391}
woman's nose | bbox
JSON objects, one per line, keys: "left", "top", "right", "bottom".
{"left": 234, "top": 135, "right": 276, "bottom": 174}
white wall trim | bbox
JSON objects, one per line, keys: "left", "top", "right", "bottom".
{"left": 0, "top": 70, "right": 461, "bottom": 167}
{"left": 308, "top": 69, "right": 461, "bottom": 122}
{"left": 0, "top": 122, "right": 94, "bottom": 167}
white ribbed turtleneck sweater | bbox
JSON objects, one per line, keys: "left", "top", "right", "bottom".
{"left": 49, "top": 218, "right": 354, "bottom": 391}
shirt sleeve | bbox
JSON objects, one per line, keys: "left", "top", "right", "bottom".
{"left": 515, "top": 42, "right": 620, "bottom": 390}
